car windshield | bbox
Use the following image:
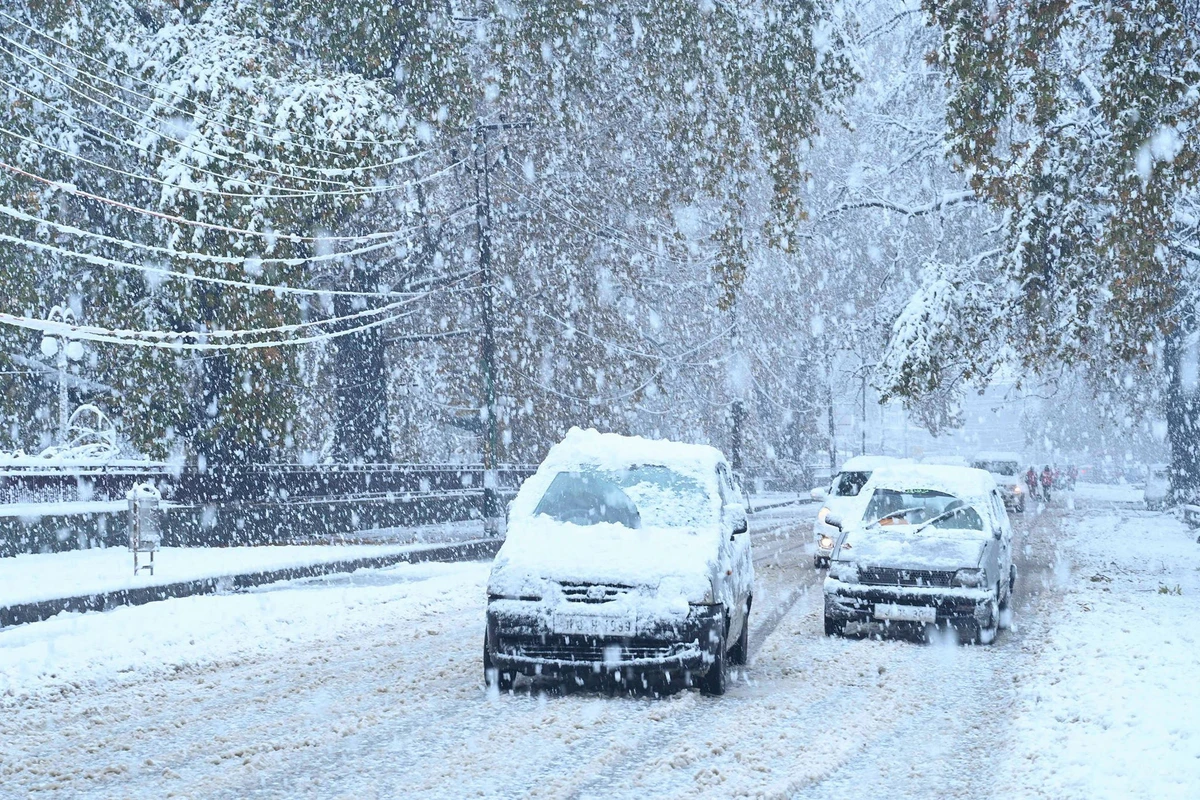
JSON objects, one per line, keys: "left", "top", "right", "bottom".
{"left": 863, "top": 488, "right": 985, "bottom": 531}
{"left": 973, "top": 460, "right": 1019, "bottom": 476}
{"left": 830, "top": 470, "right": 871, "bottom": 497}
{"left": 532, "top": 465, "right": 711, "bottom": 529}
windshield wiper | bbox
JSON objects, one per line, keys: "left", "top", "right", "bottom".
{"left": 913, "top": 506, "right": 967, "bottom": 534}
{"left": 867, "top": 507, "right": 926, "bottom": 528}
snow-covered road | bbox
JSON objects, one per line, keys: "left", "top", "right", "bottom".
{"left": 1, "top": 498, "right": 1195, "bottom": 799}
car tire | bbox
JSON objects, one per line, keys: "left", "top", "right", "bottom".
{"left": 976, "top": 594, "right": 999, "bottom": 644}
{"left": 823, "top": 612, "right": 844, "bottom": 637}
{"left": 700, "top": 620, "right": 728, "bottom": 696}
{"left": 728, "top": 597, "right": 751, "bottom": 666}
{"left": 483, "top": 634, "right": 513, "bottom": 692}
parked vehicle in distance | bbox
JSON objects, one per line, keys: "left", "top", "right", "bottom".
{"left": 971, "top": 451, "right": 1026, "bottom": 512}
{"left": 1144, "top": 463, "right": 1170, "bottom": 509}
{"left": 810, "top": 455, "right": 905, "bottom": 568}
{"left": 823, "top": 464, "right": 1015, "bottom": 644}
{"left": 484, "top": 428, "right": 753, "bottom": 696}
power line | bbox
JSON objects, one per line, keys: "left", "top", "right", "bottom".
{"left": 0, "top": 43, "right": 438, "bottom": 194}
{"left": 0, "top": 307, "right": 413, "bottom": 351}
{"left": 0, "top": 12, "right": 420, "bottom": 153}
{"left": 0, "top": 117, "right": 465, "bottom": 202}
{"left": 0, "top": 203, "right": 477, "bottom": 299}
{"left": 0, "top": 160, "right": 437, "bottom": 245}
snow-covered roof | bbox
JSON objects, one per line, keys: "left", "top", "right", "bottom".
{"left": 864, "top": 464, "right": 998, "bottom": 505}
{"left": 838, "top": 455, "right": 905, "bottom": 473}
{"left": 534, "top": 427, "right": 726, "bottom": 480}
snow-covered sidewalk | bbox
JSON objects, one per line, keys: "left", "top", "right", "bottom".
{"left": 1002, "top": 506, "right": 1200, "bottom": 798}
{"left": 0, "top": 518, "right": 487, "bottom": 609}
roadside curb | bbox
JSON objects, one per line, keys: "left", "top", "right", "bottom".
{"left": 0, "top": 538, "right": 503, "bottom": 630}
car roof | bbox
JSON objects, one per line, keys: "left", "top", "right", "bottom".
{"left": 838, "top": 455, "right": 906, "bottom": 472}
{"left": 538, "top": 427, "right": 726, "bottom": 481}
{"left": 865, "top": 464, "right": 998, "bottom": 505}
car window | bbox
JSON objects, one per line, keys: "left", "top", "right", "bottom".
{"left": 973, "top": 460, "right": 1019, "bottom": 476}
{"left": 830, "top": 471, "right": 871, "bottom": 497}
{"left": 863, "top": 488, "right": 985, "bottom": 531}
{"left": 532, "top": 465, "right": 712, "bottom": 529}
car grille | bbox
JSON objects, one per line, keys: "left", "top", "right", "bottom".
{"left": 503, "top": 637, "right": 685, "bottom": 663}
{"left": 857, "top": 566, "right": 955, "bottom": 588}
{"left": 558, "top": 582, "right": 635, "bottom": 603}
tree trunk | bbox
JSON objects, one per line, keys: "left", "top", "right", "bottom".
{"left": 1163, "top": 314, "right": 1200, "bottom": 504}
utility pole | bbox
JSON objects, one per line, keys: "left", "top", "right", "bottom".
{"left": 825, "top": 345, "right": 836, "bottom": 476}
{"left": 472, "top": 119, "right": 532, "bottom": 536}
{"left": 860, "top": 369, "right": 867, "bottom": 456}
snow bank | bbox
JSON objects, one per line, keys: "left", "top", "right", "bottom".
{"left": 0, "top": 561, "right": 489, "bottom": 697}
{"left": 0, "top": 542, "right": 479, "bottom": 608}
{"left": 1003, "top": 510, "right": 1200, "bottom": 798}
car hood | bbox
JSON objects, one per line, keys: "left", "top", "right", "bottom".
{"left": 488, "top": 520, "right": 716, "bottom": 604}
{"left": 843, "top": 528, "right": 987, "bottom": 571}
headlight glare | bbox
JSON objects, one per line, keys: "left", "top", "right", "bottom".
{"left": 819, "top": 535, "right": 834, "bottom": 550}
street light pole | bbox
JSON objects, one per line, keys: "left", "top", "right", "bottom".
{"left": 471, "top": 119, "right": 533, "bottom": 536}
{"left": 472, "top": 125, "right": 501, "bottom": 536}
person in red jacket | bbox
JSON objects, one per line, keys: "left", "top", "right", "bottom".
{"left": 1040, "top": 465, "right": 1054, "bottom": 503}
{"left": 1025, "top": 467, "right": 1040, "bottom": 501}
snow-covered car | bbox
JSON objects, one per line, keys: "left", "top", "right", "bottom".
{"left": 810, "top": 455, "right": 904, "bottom": 568}
{"left": 970, "top": 451, "right": 1026, "bottom": 512}
{"left": 484, "top": 428, "right": 753, "bottom": 696}
{"left": 1144, "top": 463, "right": 1170, "bottom": 509}
{"left": 823, "top": 465, "right": 1015, "bottom": 644}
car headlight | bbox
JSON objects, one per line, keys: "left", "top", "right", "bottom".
{"left": 954, "top": 568, "right": 986, "bottom": 588}
{"left": 1013, "top": 485, "right": 1023, "bottom": 494}
{"left": 818, "top": 506, "right": 831, "bottom": 524}
{"left": 819, "top": 535, "right": 834, "bottom": 550}
{"left": 829, "top": 560, "right": 859, "bottom": 583}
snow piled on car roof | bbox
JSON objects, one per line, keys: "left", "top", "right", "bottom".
{"left": 865, "top": 463, "right": 998, "bottom": 504}
{"left": 838, "top": 454, "right": 907, "bottom": 472}
{"left": 528, "top": 427, "right": 725, "bottom": 485}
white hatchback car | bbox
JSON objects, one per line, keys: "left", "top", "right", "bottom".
{"left": 810, "top": 455, "right": 905, "bottom": 568}
{"left": 823, "top": 465, "right": 1015, "bottom": 644}
{"left": 485, "top": 428, "right": 753, "bottom": 696}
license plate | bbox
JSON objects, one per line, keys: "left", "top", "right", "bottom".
{"left": 873, "top": 603, "right": 937, "bottom": 623}
{"left": 552, "top": 613, "right": 635, "bottom": 637}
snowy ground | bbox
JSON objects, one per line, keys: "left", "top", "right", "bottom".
{"left": 0, "top": 493, "right": 1196, "bottom": 798}
{"left": 0, "top": 521, "right": 484, "bottom": 607}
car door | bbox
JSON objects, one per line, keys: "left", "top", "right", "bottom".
{"left": 717, "top": 464, "right": 753, "bottom": 630}
{"left": 990, "top": 490, "right": 1013, "bottom": 593}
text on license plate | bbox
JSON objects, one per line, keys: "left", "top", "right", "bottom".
{"left": 553, "top": 614, "right": 636, "bottom": 637}
{"left": 873, "top": 603, "right": 937, "bottom": 623}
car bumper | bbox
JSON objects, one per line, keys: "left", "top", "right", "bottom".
{"left": 824, "top": 579, "right": 996, "bottom": 629}
{"left": 486, "top": 603, "right": 724, "bottom": 680}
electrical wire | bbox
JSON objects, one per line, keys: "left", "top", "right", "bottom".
{"left": 0, "top": 203, "right": 476, "bottom": 298}
{"left": 0, "top": 117, "right": 465, "bottom": 202}
{"left": 0, "top": 307, "right": 414, "bottom": 351}
{"left": 0, "top": 160, "right": 439, "bottom": 245}
{"left": 0, "top": 30, "right": 426, "bottom": 177}
{"left": 0, "top": 11, "right": 422, "bottom": 152}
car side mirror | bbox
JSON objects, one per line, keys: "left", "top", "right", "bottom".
{"left": 825, "top": 514, "right": 844, "bottom": 531}
{"left": 810, "top": 487, "right": 828, "bottom": 502}
{"left": 727, "top": 503, "right": 748, "bottom": 539}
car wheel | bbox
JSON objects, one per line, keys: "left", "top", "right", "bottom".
{"left": 823, "top": 612, "right": 844, "bottom": 637}
{"left": 700, "top": 620, "right": 728, "bottom": 696}
{"left": 976, "top": 594, "right": 999, "bottom": 644}
{"left": 483, "top": 634, "right": 513, "bottom": 692}
{"left": 728, "top": 597, "right": 751, "bottom": 666}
